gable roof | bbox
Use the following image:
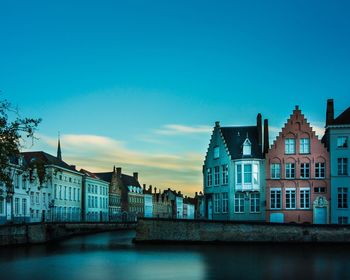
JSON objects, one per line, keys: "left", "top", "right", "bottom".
{"left": 220, "top": 126, "right": 263, "bottom": 159}
{"left": 94, "top": 172, "right": 141, "bottom": 189}
{"left": 21, "top": 151, "right": 78, "bottom": 172}
{"left": 80, "top": 169, "right": 106, "bottom": 181}
{"left": 333, "top": 107, "right": 350, "bottom": 125}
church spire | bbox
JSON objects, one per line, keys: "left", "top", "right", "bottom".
{"left": 57, "top": 132, "right": 62, "bottom": 161}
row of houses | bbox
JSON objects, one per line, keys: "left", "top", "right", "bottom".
{"left": 0, "top": 144, "right": 204, "bottom": 224}
{"left": 203, "top": 99, "right": 350, "bottom": 224}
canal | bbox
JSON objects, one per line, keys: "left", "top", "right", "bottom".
{"left": 1, "top": 230, "right": 350, "bottom": 280}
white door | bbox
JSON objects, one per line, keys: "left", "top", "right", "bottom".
{"left": 208, "top": 200, "right": 213, "bottom": 220}
{"left": 270, "top": 213, "right": 284, "bottom": 223}
{"left": 314, "top": 207, "right": 327, "bottom": 224}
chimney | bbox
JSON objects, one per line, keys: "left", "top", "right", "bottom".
{"left": 116, "top": 167, "right": 122, "bottom": 177}
{"left": 113, "top": 166, "right": 116, "bottom": 172}
{"left": 133, "top": 172, "right": 138, "bottom": 181}
{"left": 215, "top": 121, "right": 220, "bottom": 128}
{"left": 149, "top": 185, "right": 153, "bottom": 193}
{"left": 257, "top": 113, "right": 262, "bottom": 148}
{"left": 326, "top": 99, "right": 334, "bottom": 127}
{"left": 143, "top": 184, "right": 146, "bottom": 191}
{"left": 264, "top": 119, "right": 269, "bottom": 155}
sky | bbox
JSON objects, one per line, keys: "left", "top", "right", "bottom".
{"left": 1, "top": 0, "right": 350, "bottom": 195}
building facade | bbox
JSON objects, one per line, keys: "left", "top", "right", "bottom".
{"left": 81, "top": 169, "right": 109, "bottom": 222}
{"left": 266, "top": 106, "right": 330, "bottom": 224}
{"left": 203, "top": 114, "right": 268, "bottom": 221}
{"left": 143, "top": 185, "right": 153, "bottom": 218}
{"left": 152, "top": 188, "right": 172, "bottom": 218}
{"left": 324, "top": 99, "right": 350, "bottom": 224}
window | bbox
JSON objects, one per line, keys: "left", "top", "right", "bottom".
{"left": 285, "top": 138, "right": 295, "bottom": 154}
{"left": 234, "top": 192, "right": 245, "bottom": 213}
{"left": 300, "top": 189, "right": 310, "bottom": 209}
{"left": 337, "top": 137, "right": 348, "bottom": 148}
{"left": 214, "top": 194, "right": 220, "bottom": 213}
{"left": 43, "top": 193, "right": 46, "bottom": 204}
{"left": 36, "top": 192, "right": 39, "bottom": 204}
{"left": 285, "top": 163, "right": 295, "bottom": 179}
{"left": 338, "top": 216, "right": 348, "bottom": 225}
{"left": 315, "top": 163, "right": 325, "bottom": 179}
{"left": 286, "top": 189, "right": 296, "bottom": 209}
{"left": 300, "top": 138, "right": 310, "bottom": 154}
{"left": 222, "top": 193, "right": 228, "bottom": 213}
{"left": 253, "top": 164, "right": 259, "bottom": 184}
{"left": 59, "top": 185, "right": 62, "bottom": 200}
{"left": 22, "top": 199, "right": 27, "bottom": 216}
{"left": 338, "top": 188, "right": 348, "bottom": 209}
{"left": 69, "top": 187, "right": 72, "bottom": 201}
{"left": 243, "top": 138, "right": 251, "bottom": 156}
{"left": 244, "top": 164, "right": 252, "bottom": 184}
{"left": 300, "top": 163, "right": 310, "bottom": 179}
{"left": 237, "top": 165, "right": 242, "bottom": 184}
{"left": 222, "top": 165, "right": 228, "bottom": 185}
{"left": 250, "top": 193, "right": 260, "bottom": 213}
{"left": 271, "top": 164, "right": 281, "bottom": 179}
{"left": 30, "top": 192, "right": 34, "bottom": 206}
{"left": 54, "top": 184, "right": 58, "bottom": 199}
{"left": 338, "top": 158, "right": 348, "bottom": 176}
{"left": 270, "top": 189, "right": 281, "bottom": 209}
{"left": 314, "top": 187, "right": 326, "bottom": 193}
{"left": 214, "top": 166, "right": 220, "bottom": 186}
{"left": 15, "top": 198, "right": 20, "bottom": 215}
{"left": 64, "top": 186, "right": 67, "bottom": 200}
{"left": 214, "top": 146, "right": 220, "bottom": 159}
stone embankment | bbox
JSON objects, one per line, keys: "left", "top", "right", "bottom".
{"left": 135, "top": 218, "right": 350, "bottom": 243}
{"left": 0, "top": 222, "right": 136, "bottom": 246}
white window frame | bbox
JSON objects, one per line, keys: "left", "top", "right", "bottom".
{"left": 243, "top": 138, "right": 251, "bottom": 156}
{"left": 300, "top": 188, "right": 310, "bottom": 209}
{"left": 270, "top": 188, "right": 282, "bottom": 210}
{"left": 300, "top": 138, "right": 310, "bottom": 154}
{"left": 337, "top": 136, "right": 348, "bottom": 149}
{"left": 207, "top": 168, "right": 212, "bottom": 187}
{"left": 214, "top": 193, "right": 220, "bottom": 213}
{"left": 338, "top": 158, "right": 348, "bottom": 176}
{"left": 300, "top": 163, "right": 310, "bottom": 179}
{"left": 315, "top": 162, "right": 325, "bottom": 179}
{"left": 222, "top": 165, "right": 228, "bottom": 185}
{"left": 214, "top": 146, "right": 220, "bottom": 159}
{"left": 271, "top": 163, "right": 281, "bottom": 179}
{"left": 222, "top": 193, "right": 228, "bottom": 213}
{"left": 285, "top": 188, "right": 296, "bottom": 209}
{"left": 285, "top": 138, "right": 295, "bottom": 154}
{"left": 250, "top": 192, "right": 260, "bottom": 213}
{"left": 214, "top": 166, "right": 220, "bottom": 186}
{"left": 285, "top": 163, "right": 295, "bottom": 179}
{"left": 234, "top": 192, "right": 245, "bottom": 213}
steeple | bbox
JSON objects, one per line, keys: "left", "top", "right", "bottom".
{"left": 57, "top": 132, "right": 62, "bottom": 161}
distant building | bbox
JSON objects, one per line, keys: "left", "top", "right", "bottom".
{"left": 143, "top": 184, "right": 153, "bottom": 218}
{"left": 183, "top": 196, "right": 195, "bottom": 219}
{"left": 194, "top": 192, "right": 205, "bottom": 219}
{"left": 152, "top": 188, "right": 172, "bottom": 218}
{"left": 22, "top": 143, "right": 83, "bottom": 222}
{"left": 95, "top": 167, "right": 122, "bottom": 221}
{"left": 266, "top": 106, "right": 330, "bottom": 224}
{"left": 203, "top": 114, "right": 268, "bottom": 221}
{"left": 164, "top": 189, "right": 183, "bottom": 219}
{"left": 323, "top": 99, "right": 350, "bottom": 224}
{"left": 80, "top": 169, "right": 109, "bottom": 222}
{"left": 0, "top": 156, "right": 30, "bottom": 224}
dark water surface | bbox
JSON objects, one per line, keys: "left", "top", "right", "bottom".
{"left": 0, "top": 230, "right": 349, "bottom": 280}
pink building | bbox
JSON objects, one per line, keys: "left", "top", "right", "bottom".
{"left": 266, "top": 106, "right": 330, "bottom": 224}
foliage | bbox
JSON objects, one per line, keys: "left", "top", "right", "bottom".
{"left": 0, "top": 98, "right": 41, "bottom": 192}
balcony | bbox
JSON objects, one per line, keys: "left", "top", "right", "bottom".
{"left": 235, "top": 183, "right": 260, "bottom": 192}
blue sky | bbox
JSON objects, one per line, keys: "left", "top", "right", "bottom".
{"left": 1, "top": 0, "right": 350, "bottom": 194}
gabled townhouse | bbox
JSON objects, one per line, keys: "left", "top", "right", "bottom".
{"left": 266, "top": 106, "right": 330, "bottom": 224}
{"left": 0, "top": 156, "right": 30, "bottom": 224}
{"left": 80, "top": 169, "right": 109, "bottom": 222}
{"left": 203, "top": 114, "right": 268, "bottom": 221}
{"left": 143, "top": 184, "right": 153, "bottom": 218}
{"left": 22, "top": 144, "right": 83, "bottom": 222}
{"left": 323, "top": 99, "right": 350, "bottom": 224}
{"left": 96, "top": 167, "right": 143, "bottom": 221}
{"left": 152, "top": 188, "right": 172, "bottom": 218}
{"left": 164, "top": 188, "right": 183, "bottom": 219}
{"left": 183, "top": 196, "right": 195, "bottom": 219}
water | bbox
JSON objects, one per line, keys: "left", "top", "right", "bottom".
{"left": 0, "top": 230, "right": 349, "bottom": 280}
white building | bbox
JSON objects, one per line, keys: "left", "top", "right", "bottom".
{"left": 0, "top": 156, "right": 30, "bottom": 224}
{"left": 144, "top": 194, "right": 153, "bottom": 218}
{"left": 176, "top": 196, "right": 183, "bottom": 219}
{"left": 81, "top": 169, "right": 109, "bottom": 222}
{"left": 22, "top": 148, "right": 83, "bottom": 222}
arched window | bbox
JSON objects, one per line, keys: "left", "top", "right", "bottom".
{"left": 243, "top": 138, "right": 251, "bottom": 156}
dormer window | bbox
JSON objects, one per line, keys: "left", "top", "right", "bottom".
{"left": 214, "top": 146, "right": 220, "bottom": 159}
{"left": 243, "top": 138, "right": 251, "bottom": 156}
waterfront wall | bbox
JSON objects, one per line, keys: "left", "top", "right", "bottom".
{"left": 0, "top": 222, "right": 136, "bottom": 246}
{"left": 135, "top": 218, "right": 350, "bottom": 243}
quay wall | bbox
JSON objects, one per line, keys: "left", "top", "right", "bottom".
{"left": 0, "top": 222, "right": 136, "bottom": 246}
{"left": 135, "top": 218, "right": 350, "bottom": 243}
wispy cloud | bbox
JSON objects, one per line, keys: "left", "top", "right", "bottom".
{"left": 155, "top": 124, "right": 212, "bottom": 135}
{"left": 26, "top": 133, "right": 204, "bottom": 196}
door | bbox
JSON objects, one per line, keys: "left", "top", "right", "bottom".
{"left": 208, "top": 200, "right": 213, "bottom": 220}
{"left": 314, "top": 207, "right": 327, "bottom": 224}
{"left": 270, "top": 213, "right": 284, "bottom": 223}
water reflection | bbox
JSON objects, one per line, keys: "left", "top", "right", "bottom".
{"left": 0, "top": 231, "right": 349, "bottom": 280}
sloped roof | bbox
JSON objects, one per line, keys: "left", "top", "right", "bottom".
{"left": 333, "top": 107, "right": 350, "bottom": 125}
{"left": 80, "top": 169, "right": 106, "bottom": 181}
{"left": 94, "top": 172, "right": 141, "bottom": 188}
{"left": 94, "top": 172, "right": 112, "bottom": 182}
{"left": 220, "top": 126, "right": 263, "bottom": 159}
{"left": 21, "top": 151, "right": 77, "bottom": 171}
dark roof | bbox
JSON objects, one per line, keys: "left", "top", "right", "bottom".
{"left": 80, "top": 169, "right": 106, "bottom": 181}
{"left": 21, "top": 151, "right": 78, "bottom": 172}
{"left": 94, "top": 172, "right": 141, "bottom": 188}
{"left": 333, "top": 107, "right": 350, "bottom": 125}
{"left": 220, "top": 126, "right": 263, "bottom": 159}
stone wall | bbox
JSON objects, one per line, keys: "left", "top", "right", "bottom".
{"left": 0, "top": 222, "right": 136, "bottom": 246}
{"left": 135, "top": 218, "right": 350, "bottom": 243}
